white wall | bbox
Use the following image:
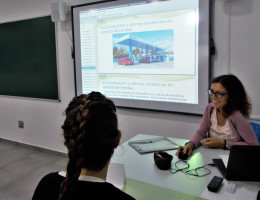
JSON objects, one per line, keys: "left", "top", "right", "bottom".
{"left": 0, "top": 0, "right": 258, "bottom": 153}
{"left": 229, "top": 0, "right": 260, "bottom": 120}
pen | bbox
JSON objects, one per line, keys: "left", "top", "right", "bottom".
{"left": 136, "top": 140, "right": 153, "bottom": 144}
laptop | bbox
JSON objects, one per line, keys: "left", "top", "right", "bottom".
{"left": 213, "top": 145, "right": 260, "bottom": 182}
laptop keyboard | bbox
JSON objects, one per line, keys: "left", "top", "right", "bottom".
{"left": 213, "top": 158, "right": 226, "bottom": 178}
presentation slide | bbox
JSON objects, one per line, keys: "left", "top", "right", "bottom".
{"left": 72, "top": 0, "right": 210, "bottom": 114}
{"left": 79, "top": 2, "right": 198, "bottom": 104}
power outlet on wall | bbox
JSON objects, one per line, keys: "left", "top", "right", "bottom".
{"left": 18, "top": 120, "right": 24, "bottom": 128}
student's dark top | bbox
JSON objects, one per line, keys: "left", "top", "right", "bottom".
{"left": 32, "top": 172, "right": 135, "bottom": 200}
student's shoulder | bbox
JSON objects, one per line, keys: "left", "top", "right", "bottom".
{"left": 38, "top": 172, "right": 63, "bottom": 184}
{"left": 32, "top": 172, "right": 62, "bottom": 200}
{"left": 41, "top": 172, "right": 60, "bottom": 179}
{"left": 104, "top": 182, "right": 136, "bottom": 200}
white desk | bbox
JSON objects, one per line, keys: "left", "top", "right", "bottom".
{"left": 111, "top": 134, "right": 260, "bottom": 200}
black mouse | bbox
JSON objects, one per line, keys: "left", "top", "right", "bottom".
{"left": 154, "top": 151, "right": 173, "bottom": 170}
{"left": 178, "top": 149, "right": 188, "bottom": 160}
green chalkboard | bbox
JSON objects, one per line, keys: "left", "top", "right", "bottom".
{"left": 0, "top": 16, "right": 59, "bottom": 100}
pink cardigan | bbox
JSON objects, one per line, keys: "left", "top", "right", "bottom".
{"left": 189, "top": 103, "right": 258, "bottom": 149}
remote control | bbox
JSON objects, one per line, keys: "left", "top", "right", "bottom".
{"left": 207, "top": 176, "right": 223, "bottom": 192}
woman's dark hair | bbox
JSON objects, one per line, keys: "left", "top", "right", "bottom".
{"left": 58, "top": 91, "right": 119, "bottom": 200}
{"left": 211, "top": 74, "right": 251, "bottom": 118}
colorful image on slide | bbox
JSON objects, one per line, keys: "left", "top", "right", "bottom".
{"left": 112, "top": 30, "right": 174, "bottom": 69}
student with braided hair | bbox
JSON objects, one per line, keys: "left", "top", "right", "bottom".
{"left": 32, "top": 92, "right": 135, "bottom": 200}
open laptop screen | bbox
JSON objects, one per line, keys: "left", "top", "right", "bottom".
{"left": 226, "top": 145, "right": 260, "bottom": 182}
{"left": 214, "top": 145, "right": 260, "bottom": 182}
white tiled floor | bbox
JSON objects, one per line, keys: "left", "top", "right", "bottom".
{"left": 0, "top": 139, "right": 67, "bottom": 200}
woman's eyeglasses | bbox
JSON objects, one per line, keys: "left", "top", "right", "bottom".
{"left": 208, "top": 89, "right": 228, "bottom": 99}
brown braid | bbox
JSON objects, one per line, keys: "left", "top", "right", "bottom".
{"left": 58, "top": 92, "right": 118, "bottom": 200}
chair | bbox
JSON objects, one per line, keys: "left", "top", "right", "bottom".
{"left": 250, "top": 121, "right": 260, "bottom": 144}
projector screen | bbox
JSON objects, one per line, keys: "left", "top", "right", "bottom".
{"left": 72, "top": 0, "right": 211, "bottom": 115}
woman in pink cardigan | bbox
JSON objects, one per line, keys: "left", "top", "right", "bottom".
{"left": 176, "top": 74, "right": 258, "bottom": 158}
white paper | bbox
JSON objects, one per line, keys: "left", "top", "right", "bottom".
{"left": 235, "top": 186, "right": 259, "bottom": 200}
{"left": 106, "top": 163, "right": 126, "bottom": 190}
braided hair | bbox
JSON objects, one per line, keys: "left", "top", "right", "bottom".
{"left": 58, "top": 92, "right": 119, "bottom": 200}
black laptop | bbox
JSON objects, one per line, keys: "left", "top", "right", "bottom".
{"left": 213, "top": 145, "right": 260, "bottom": 182}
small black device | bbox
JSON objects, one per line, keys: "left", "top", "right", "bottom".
{"left": 207, "top": 176, "right": 223, "bottom": 192}
{"left": 154, "top": 151, "right": 173, "bottom": 170}
{"left": 213, "top": 158, "right": 226, "bottom": 177}
{"left": 178, "top": 149, "right": 188, "bottom": 160}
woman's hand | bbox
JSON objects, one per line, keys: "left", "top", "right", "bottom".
{"left": 175, "top": 143, "right": 193, "bottom": 157}
{"left": 201, "top": 138, "right": 225, "bottom": 148}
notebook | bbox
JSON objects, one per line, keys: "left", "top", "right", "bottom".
{"left": 213, "top": 145, "right": 260, "bottom": 182}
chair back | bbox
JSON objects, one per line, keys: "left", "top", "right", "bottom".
{"left": 250, "top": 121, "right": 260, "bottom": 144}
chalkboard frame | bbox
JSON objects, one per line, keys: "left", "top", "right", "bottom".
{"left": 0, "top": 15, "right": 60, "bottom": 101}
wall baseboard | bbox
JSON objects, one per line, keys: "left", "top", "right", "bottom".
{"left": 0, "top": 137, "right": 67, "bottom": 158}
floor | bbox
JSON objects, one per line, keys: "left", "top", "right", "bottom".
{"left": 0, "top": 139, "right": 67, "bottom": 200}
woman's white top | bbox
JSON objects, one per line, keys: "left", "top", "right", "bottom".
{"left": 210, "top": 108, "right": 239, "bottom": 142}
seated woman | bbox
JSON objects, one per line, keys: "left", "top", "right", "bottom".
{"left": 32, "top": 92, "right": 135, "bottom": 200}
{"left": 176, "top": 74, "right": 258, "bottom": 158}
